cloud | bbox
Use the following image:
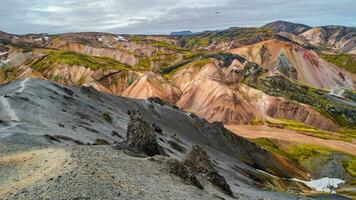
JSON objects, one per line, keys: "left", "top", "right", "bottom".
{"left": 0, "top": 0, "right": 355, "bottom": 34}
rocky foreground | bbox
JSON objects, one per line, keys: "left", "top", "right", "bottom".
{"left": 0, "top": 78, "right": 336, "bottom": 200}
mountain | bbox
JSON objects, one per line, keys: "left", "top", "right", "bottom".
{"left": 1, "top": 29, "right": 355, "bottom": 130}
{"left": 178, "top": 27, "right": 276, "bottom": 51}
{"left": 1, "top": 21, "right": 356, "bottom": 199}
{"left": 229, "top": 39, "right": 354, "bottom": 89}
{"left": 300, "top": 25, "right": 356, "bottom": 54}
{"left": 170, "top": 31, "right": 197, "bottom": 36}
{"left": 263, "top": 21, "right": 356, "bottom": 54}
{"left": 262, "top": 20, "right": 312, "bottom": 35}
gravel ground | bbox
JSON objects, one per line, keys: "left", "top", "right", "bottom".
{"left": 2, "top": 145, "right": 237, "bottom": 200}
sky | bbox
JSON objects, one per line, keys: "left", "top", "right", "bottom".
{"left": 0, "top": 0, "right": 355, "bottom": 35}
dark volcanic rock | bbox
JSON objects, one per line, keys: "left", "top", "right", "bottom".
{"left": 243, "top": 62, "right": 265, "bottom": 86}
{"left": 182, "top": 145, "right": 233, "bottom": 197}
{"left": 126, "top": 109, "right": 164, "bottom": 156}
{"left": 166, "top": 158, "right": 204, "bottom": 189}
{"left": 182, "top": 145, "right": 215, "bottom": 174}
{"left": 148, "top": 97, "right": 166, "bottom": 106}
{"left": 206, "top": 171, "right": 234, "bottom": 197}
{"left": 151, "top": 123, "right": 163, "bottom": 134}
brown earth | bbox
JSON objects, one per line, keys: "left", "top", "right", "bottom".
{"left": 0, "top": 148, "right": 71, "bottom": 198}
{"left": 226, "top": 125, "right": 356, "bottom": 156}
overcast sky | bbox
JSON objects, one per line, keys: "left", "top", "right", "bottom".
{"left": 0, "top": 0, "right": 355, "bottom": 34}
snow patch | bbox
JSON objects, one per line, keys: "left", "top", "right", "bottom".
{"left": 34, "top": 38, "right": 43, "bottom": 42}
{"left": 330, "top": 86, "right": 345, "bottom": 97}
{"left": 97, "top": 37, "right": 104, "bottom": 42}
{"left": 291, "top": 177, "right": 345, "bottom": 193}
{"left": 0, "top": 52, "right": 8, "bottom": 56}
{"left": 116, "top": 35, "right": 127, "bottom": 42}
{"left": 256, "top": 169, "right": 278, "bottom": 178}
{"left": 18, "top": 78, "right": 29, "bottom": 93}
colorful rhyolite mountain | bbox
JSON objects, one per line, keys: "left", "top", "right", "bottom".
{"left": 0, "top": 21, "right": 355, "bottom": 199}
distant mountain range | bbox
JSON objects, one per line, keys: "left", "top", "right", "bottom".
{"left": 263, "top": 21, "right": 356, "bottom": 54}
{"left": 168, "top": 21, "right": 356, "bottom": 54}
{"left": 170, "top": 31, "right": 198, "bottom": 36}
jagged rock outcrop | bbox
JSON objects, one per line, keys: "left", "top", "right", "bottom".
{"left": 182, "top": 145, "right": 216, "bottom": 174}
{"left": 158, "top": 145, "right": 234, "bottom": 196}
{"left": 165, "top": 157, "right": 204, "bottom": 189}
{"left": 181, "top": 145, "right": 233, "bottom": 196}
{"left": 126, "top": 109, "right": 164, "bottom": 156}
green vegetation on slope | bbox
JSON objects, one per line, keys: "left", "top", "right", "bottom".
{"left": 150, "top": 40, "right": 190, "bottom": 53}
{"left": 254, "top": 138, "right": 356, "bottom": 179}
{"left": 160, "top": 52, "right": 246, "bottom": 77}
{"left": 135, "top": 51, "right": 180, "bottom": 71}
{"left": 181, "top": 28, "right": 275, "bottom": 49}
{"left": 255, "top": 139, "right": 356, "bottom": 198}
{"left": 128, "top": 37, "right": 208, "bottom": 70}
{"left": 320, "top": 53, "right": 356, "bottom": 74}
{"left": 263, "top": 76, "right": 356, "bottom": 127}
{"left": 163, "top": 58, "right": 212, "bottom": 78}
{"left": 185, "top": 38, "right": 209, "bottom": 48}
{"left": 243, "top": 67, "right": 356, "bottom": 127}
{"left": 31, "top": 50, "right": 131, "bottom": 72}
{"left": 262, "top": 118, "right": 354, "bottom": 142}
{"left": 130, "top": 36, "right": 189, "bottom": 53}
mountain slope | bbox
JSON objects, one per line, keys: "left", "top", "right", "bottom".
{"left": 177, "top": 27, "right": 276, "bottom": 51}
{"left": 300, "top": 26, "right": 356, "bottom": 54}
{"left": 262, "top": 21, "right": 312, "bottom": 35}
{"left": 0, "top": 78, "right": 314, "bottom": 199}
{"left": 169, "top": 57, "right": 339, "bottom": 131}
{"left": 229, "top": 39, "right": 355, "bottom": 90}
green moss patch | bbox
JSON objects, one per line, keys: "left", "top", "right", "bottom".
{"left": 182, "top": 27, "right": 275, "bottom": 49}
{"left": 163, "top": 58, "right": 212, "bottom": 78}
{"left": 320, "top": 53, "right": 356, "bottom": 74}
{"left": 30, "top": 50, "right": 131, "bottom": 72}
{"left": 103, "top": 112, "right": 112, "bottom": 123}
{"left": 248, "top": 74, "right": 356, "bottom": 128}
{"left": 151, "top": 40, "right": 189, "bottom": 53}
{"left": 264, "top": 118, "right": 353, "bottom": 142}
{"left": 161, "top": 52, "right": 245, "bottom": 78}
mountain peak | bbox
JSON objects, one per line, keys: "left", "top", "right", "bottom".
{"left": 263, "top": 20, "right": 311, "bottom": 35}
